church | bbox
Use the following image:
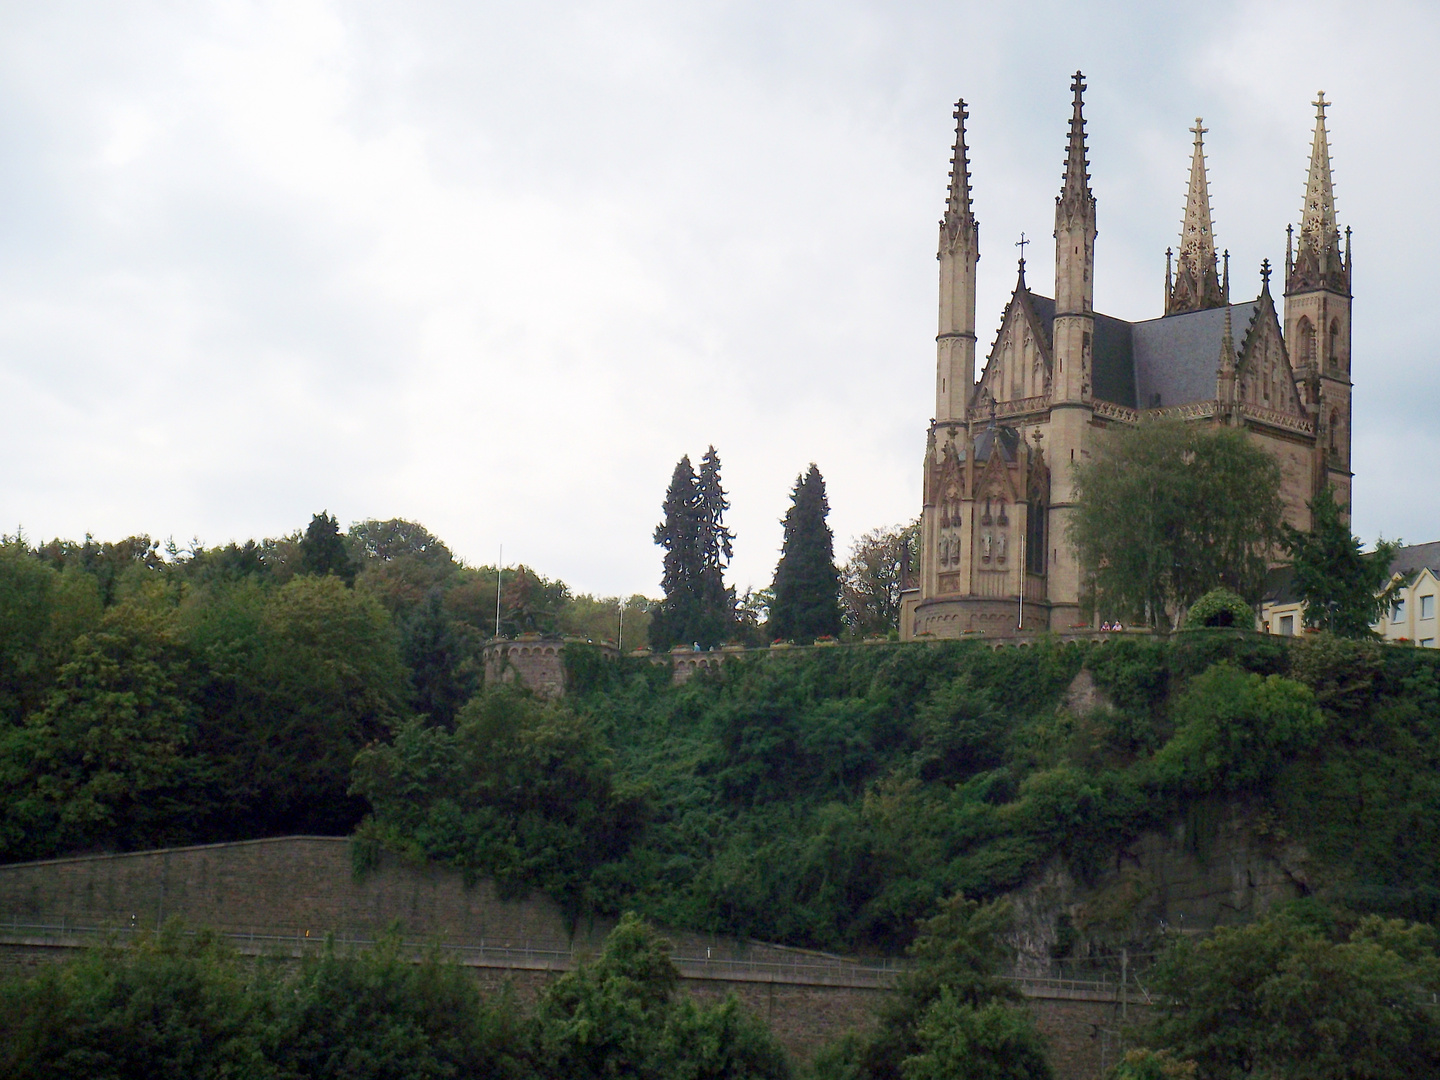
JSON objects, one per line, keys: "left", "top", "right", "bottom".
{"left": 899, "top": 72, "right": 1353, "bottom": 639}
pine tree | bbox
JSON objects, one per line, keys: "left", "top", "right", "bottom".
{"left": 298, "top": 511, "right": 356, "bottom": 585}
{"left": 695, "top": 446, "right": 736, "bottom": 646}
{"left": 769, "top": 464, "right": 842, "bottom": 643}
{"left": 650, "top": 457, "right": 703, "bottom": 651}
{"left": 1283, "top": 485, "right": 1401, "bottom": 638}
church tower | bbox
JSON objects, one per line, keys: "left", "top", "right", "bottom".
{"left": 1283, "top": 92, "right": 1352, "bottom": 516}
{"left": 936, "top": 101, "right": 979, "bottom": 423}
{"left": 1046, "top": 71, "right": 1097, "bottom": 629}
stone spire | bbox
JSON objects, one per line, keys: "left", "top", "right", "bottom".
{"left": 1166, "top": 119, "right": 1225, "bottom": 314}
{"left": 1057, "top": 71, "right": 1093, "bottom": 216}
{"left": 1053, "top": 71, "right": 1096, "bottom": 321}
{"left": 1288, "top": 92, "right": 1348, "bottom": 294}
{"left": 935, "top": 100, "right": 979, "bottom": 423}
{"left": 941, "top": 100, "right": 974, "bottom": 245}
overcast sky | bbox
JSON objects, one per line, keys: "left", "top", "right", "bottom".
{"left": 1, "top": 1, "right": 1434, "bottom": 598}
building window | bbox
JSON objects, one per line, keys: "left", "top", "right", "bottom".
{"left": 1297, "top": 316, "right": 1315, "bottom": 365}
{"left": 1423, "top": 639, "right": 1436, "bottom": 648}
{"left": 1422, "top": 595, "right": 1435, "bottom": 620}
{"left": 1280, "top": 615, "right": 1294, "bottom": 636}
{"left": 1393, "top": 599, "right": 1406, "bottom": 623}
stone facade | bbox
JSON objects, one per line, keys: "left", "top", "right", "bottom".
{"left": 482, "top": 636, "right": 619, "bottom": 698}
{"left": 903, "top": 76, "right": 1353, "bottom": 640}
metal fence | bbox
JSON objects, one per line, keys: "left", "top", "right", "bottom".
{"left": 0, "top": 914, "right": 1132, "bottom": 998}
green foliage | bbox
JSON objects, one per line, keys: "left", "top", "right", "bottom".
{"left": 1182, "top": 588, "right": 1255, "bottom": 630}
{"left": 300, "top": 510, "right": 357, "bottom": 584}
{"left": 770, "top": 464, "right": 843, "bottom": 643}
{"left": 831, "top": 897, "right": 1051, "bottom": 1080}
{"left": 1284, "top": 484, "right": 1401, "bottom": 637}
{"left": 0, "top": 923, "right": 277, "bottom": 1079}
{"left": 351, "top": 687, "right": 648, "bottom": 920}
{"left": 1142, "top": 906, "right": 1440, "bottom": 1079}
{"left": 841, "top": 520, "right": 920, "bottom": 637}
{"left": 652, "top": 452, "right": 737, "bottom": 651}
{"left": 1068, "top": 419, "right": 1284, "bottom": 627}
{"left": 1108, "top": 1049, "right": 1196, "bottom": 1080}
{"left": 1150, "top": 664, "right": 1326, "bottom": 794}
{"left": 0, "top": 915, "right": 788, "bottom": 1080}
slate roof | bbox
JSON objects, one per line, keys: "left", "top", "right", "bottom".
{"left": 1391, "top": 542, "right": 1440, "bottom": 579}
{"left": 1021, "top": 293, "right": 1257, "bottom": 411}
{"left": 1262, "top": 565, "right": 1302, "bottom": 606}
{"left": 973, "top": 423, "right": 1021, "bottom": 463}
{"left": 1132, "top": 302, "right": 1256, "bottom": 410}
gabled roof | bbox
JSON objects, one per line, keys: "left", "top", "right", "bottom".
{"left": 1019, "top": 294, "right": 1261, "bottom": 412}
{"left": 1391, "top": 542, "right": 1440, "bottom": 579}
{"left": 973, "top": 423, "right": 1021, "bottom": 463}
{"left": 1132, "top": 302, "right": 1256, "bottom": 410}
{"left": 1025, "top": 295, "right": 1138, "bottom": 409}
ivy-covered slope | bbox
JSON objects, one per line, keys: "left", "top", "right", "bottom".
{"left": 355, "top": 633, "right": 1440, "bottom": 954}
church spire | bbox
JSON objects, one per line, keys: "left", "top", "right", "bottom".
{"left": 1053, "top": 71, "right": 1096, "bottom": 321}
{"left": 1166, "top": 119, "right": 1225, "bottom": 314}
{"left": 935, "top": 99, "right": 979, "bottom": 423}
{"left": 1058, "top": 71, "right": 1093, "bottom": 211}
{"left": 943, "top": 100, "right": 974, "bottom": 234}
{"left": 1288, "top": 91, "right": 1347, "bottom": 294}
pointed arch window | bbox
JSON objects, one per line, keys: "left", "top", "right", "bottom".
{"left": 1328, "top": 319, "right": 1341, "bottom": 367}
{"left": 1296, "top": 316, "right": 1316, "bottom": 366}
{"left": 1329, "top": 409, "right": 1341, "bottom": 455}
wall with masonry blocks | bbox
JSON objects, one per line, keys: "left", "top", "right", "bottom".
{"left": 0, "top": 837, "right": 1129, "bottom": 1076}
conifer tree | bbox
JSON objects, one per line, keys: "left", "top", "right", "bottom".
{"left": 650, "top": 457, "right": 703, "bottom": 651}
{"left": 696, "top": 446, "right": 737, "bottom": 645}
{"left": 1283, "top": 485, "right": 1401, "bottom": 637}
{"left": 299, "top": 511, "right": 356, "bottom": 585}
{"left": 769, "top": 463, "right": 842, "bottom": 643}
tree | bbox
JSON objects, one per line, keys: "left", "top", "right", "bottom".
{"left": 696, "top": 446, "right": 738, "bottom": 645}
{"left": 826, "top": 897, "right": 1051, "bottom": 1080}
{"left": 1068, "top": 420, "right": 1284, "bottom": 628}
{"left": 1283, "top": 484, "right": 1401, "bottom": 637}
{"left": 351, "top": 687, "right": 647, "bottom": 920}
{"left": 651, "top": 457, "right": 704, "bottom": 651}
{"left": 1144, "top": 906, "right": 1440, "bottom": 1080}
{"left": 536, "top": 913, "right": 790, "bottom": 1080}
{"left": 0, "top": 590, "right": 209, "bottom": 860}
{"left": 770, "top": 464, "right": 842, "bottom": 643}
{"left": 299, "top": 511, "right": 356, "bottom": 585}
{"left": 841, "top": 520, "right": 919, "bottom": 637}
{"left": 399, "top": 589, "right": 475, "bottom": 728}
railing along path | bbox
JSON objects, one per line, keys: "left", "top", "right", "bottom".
{"left": 0, "top": 914, "right": 1130, "bottom": 1000}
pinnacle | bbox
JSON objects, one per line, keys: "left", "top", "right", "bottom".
{"left": 1299, "top": 90, "right": 1338, "bottom": 249}
{"left": 1166, "top": 116, "right": 1224, "bottom": 314}
{"left": 1059, "top": 70, "right": 1092, "bottom": 203}
{"left": 945, "top": 99, "right": 973, "bottom": 222}
{"left": 1290, "top": 91, "right": 1345, "bottom": 293}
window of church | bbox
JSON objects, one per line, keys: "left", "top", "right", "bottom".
{"left": 1297, "top": 316, "right": 1316, "bottom": 365}
{"left": 1329, "top": 319, "right": 1340, "bottom": 367}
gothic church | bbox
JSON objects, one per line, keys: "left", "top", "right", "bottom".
{"left": 900, "top": 72, "right": 1353, "bottom": 638}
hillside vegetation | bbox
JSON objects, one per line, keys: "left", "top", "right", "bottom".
{"left": 3, "top": 530, "right": 1440, "bottom": 958}
{"left": 361, "top": 631, "right": 1439, "bottom": 953}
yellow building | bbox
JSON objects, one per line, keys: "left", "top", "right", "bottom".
{"left": 1260, "top": 542, "right": 1440, "bottom": 647}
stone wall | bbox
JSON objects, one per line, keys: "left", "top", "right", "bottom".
{"left": 0, "top": 838, "right": 1133, "bottom": 1076}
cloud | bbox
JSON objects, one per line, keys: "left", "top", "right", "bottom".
{"left": 0, "top": 0, "right": 1432, "bottom": 592}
